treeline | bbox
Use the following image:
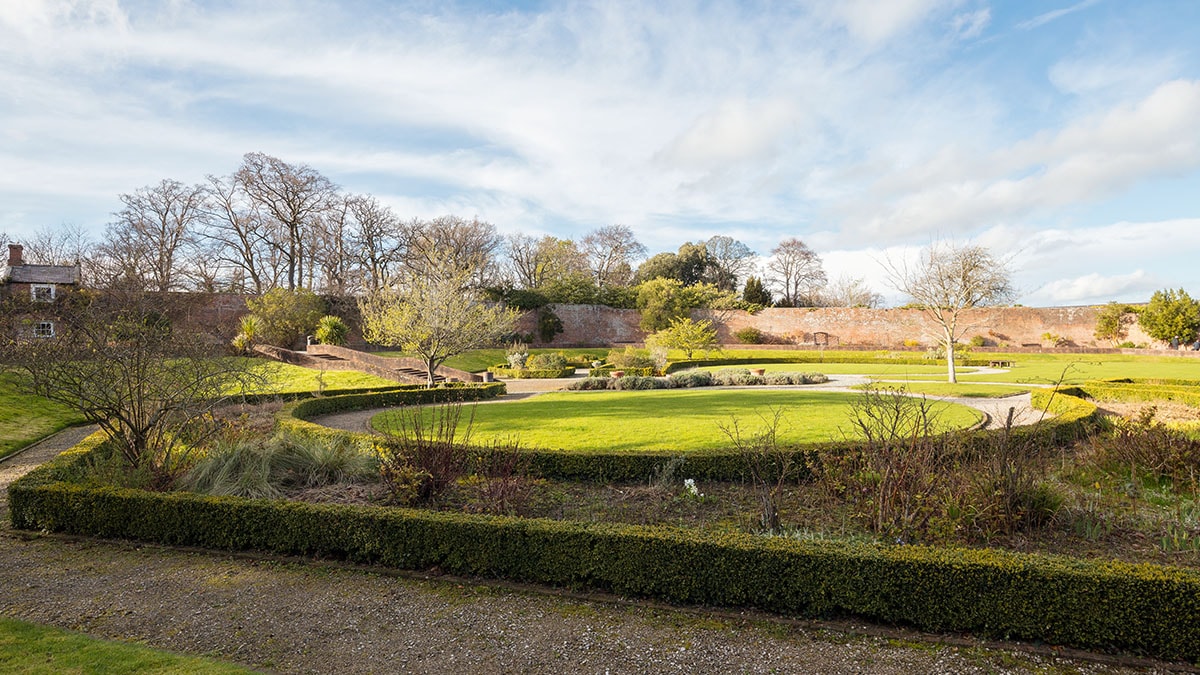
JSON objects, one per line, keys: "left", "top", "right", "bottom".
{"left": 2, "top": 152, "right": 882, "bottom": 310}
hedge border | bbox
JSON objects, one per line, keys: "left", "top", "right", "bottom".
{"left": 9, "top": 434, "right": 1200, "bottom": 663}
{"left": 487, "top": 366, "right": 576, "bottom": 379}
{"left": 664, "top": 354, "right": 993, "bottom": 374}
{"left": 1074, "top": 380, "right": 1200, "bottom": 409}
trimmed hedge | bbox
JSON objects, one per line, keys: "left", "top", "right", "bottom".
{"left": 587, "top": 366, "right": 656, "bottom": 377}
{"left": 487, "top": 366, "right": 576, "bottom": 379}
{"left": 10, "top": 439, "right": 1200, "bottom": 662}
{"left": 234, "top": 384, "right": 420, "bottom": 406}
{"left": 1029, "top": 387, "right": 1102, "bottom": 443}
{"left": 1075, "top": 380, "right": 1200, "bottom": 408}
{"left": 664, "top": 354, "right": 993, "bottom": 373}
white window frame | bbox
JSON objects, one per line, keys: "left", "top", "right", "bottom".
{"left": 31, "top": 284, "right": 56, "bottom": 302}
{"left": 33, "top": 321, "right": 55, "bottom": 338}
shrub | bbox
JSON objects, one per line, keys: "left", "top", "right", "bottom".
{"left": 969, "top": 335, "right": 987, "bottom": 347}
{"left": 246, "top": 288, "right": 326, "bottom": 348}
{"left": 536, "top": 307, "right": 564, "bottom": 344}
{"left": 567, "top": 377, "right": 615, "bottom": 391}
{"left": 1089, "top": 408, "right": 1200, "bottom": 491}
{"left": 313, "top": 315, "right": 349, "bottom": 346}
{"left": 506, "top": 342, "right": 529, "bottom": 369}
{"left": 735, "top": 327, "right": 765, "bottom": 344}
{"left": 712, "top": 368, "right": 763, "bottom": 386}
{"left": 527, "top": 352, "right": 569, "bottom": 370}
{"left": 607, "top": 347, "right": 657, "bottom": 370}
{"left": 373, "top": 402, "right": 474, "bottom": 506}
{"left": 612, "top": 375, "right": 670, "bottom": 391}
{"left": 668, "top": 370, "right": 713, "bottom": 388}
{"left": 1137, "top": 288, "right": 1200, "bottom": 343}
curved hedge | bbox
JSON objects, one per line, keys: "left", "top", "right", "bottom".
{"left": 1074, "top": 380, "right": 1200, "bottom": 408}
{"left": 664, "top": 354, "right": 993, "bottom": 373}
{"left": 9, "top": 437, "right": 1200, "bottom": 663}
{"left": 487, "top": 366, "right": 576, "bottom": 379}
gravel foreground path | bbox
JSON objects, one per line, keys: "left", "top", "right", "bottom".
{"left": 2, "top": 429, "right": 1185, "bottom": 674}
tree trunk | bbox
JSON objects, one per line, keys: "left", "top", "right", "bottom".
{"left": 945, "top": 327, "right": 958, "bottom": 384}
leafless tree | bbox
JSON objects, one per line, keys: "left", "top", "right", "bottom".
{"left": 580, "top": 224, "right": 646, "bottom": 289}
{"left": 236, "top": 152, "right": 336, "bottom": 291}
{"left": 704, "top": 235, "right": 756, "bottom": 291}
{"left": 23, "top": 223, "right": 90, "bottom": 266}
{"left": 819, "top": 274, "right": 884, "bottom": 308}
{"left": 102, "top": 179, "right": 206, "bottom": 292}
{"left": 199, "top": 174, "right": 276, "bottom": 293}
{"left": 886, "top": 241, "right": 1015, "bottom": 383}
{"left": 766, "top": 238, "right": 827, "bottom": 306}
{"left": 505, "top": 234, "right": 588, "bottom": 289}
{"left": 312, "top": 195, "right": 355, "bottom": 294}
{"left": 403, "top": 216, "right": 503, "bottom": 288}
{"left": 347, "top": 194, "right": 406, "bottom": 292}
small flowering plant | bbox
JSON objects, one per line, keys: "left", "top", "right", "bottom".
{"left": 682, "top": 478, "right": 704, "bottom": 499}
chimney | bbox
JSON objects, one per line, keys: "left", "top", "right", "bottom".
{"left": 7, "top": 244, "right": 22, "bottom": 267}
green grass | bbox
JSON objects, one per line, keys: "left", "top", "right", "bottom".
{"left": 375, "top": 348, "right": 608, "bottom": 373}
{"left": 852, "top": 382, "right": 1033, "bottom": 398}
{"left": 0, "top": 372, "right": 85, "bottom": 461}
{"left": 952, "top": 352, "right": 1200, "bottom": 385}
{"left": 240, "top": 360, "right": 401, "bottom": 395}
{"left": 697, "top": 362, "right": 976, "bottom": 376}
{"left": 0, "top": 617, "right": 255, "bottom": 674}
{"left": 372, "top": 389, "right": 982, "bottom": 453}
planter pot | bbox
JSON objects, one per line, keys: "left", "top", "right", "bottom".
{"left": 751, "top": 368, "right": 766, "bottom": 376}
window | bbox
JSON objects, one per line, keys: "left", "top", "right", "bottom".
{"left": 33, "top": 321, "right": 55, "bottom": 338}
{"left": 31, "top": 284, "right": 55, "bottom": 302}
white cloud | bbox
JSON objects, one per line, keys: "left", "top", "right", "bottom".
{"left": 827, "top": 0, "right": 958, "bottom": 44}
{"left": 951, "top": 8, "right": 991, "bottom": 39}
{"left": 1032, "top": 270, "right": 1154, "bottom": 304}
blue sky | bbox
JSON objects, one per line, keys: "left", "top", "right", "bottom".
{"left": 1, "top": 0, "right": 1198, "bottom": 306}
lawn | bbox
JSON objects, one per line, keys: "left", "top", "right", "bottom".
{"left": 240, "top": 360, "right": 402, "bottom": 394}
{"left": 0, "top": 371, "right": 85, "bottom": 460}
{"left": 376, "top": 348, "right": 608, "bottom": 373}
{"left": 0, "top": 617, "right": 253, "bottom": 674}
{"left": 372, "top": 389, "right": 982, "bottom": 453}
{"left": 852, "top": 382, "right": 1033, "bottom": 398}
{"left": 697, "top": 362, "right": 976, "bottom": 376}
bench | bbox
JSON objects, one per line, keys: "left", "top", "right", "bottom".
{"left": 989, "top": 360, "right": 1014, "bottom": 368}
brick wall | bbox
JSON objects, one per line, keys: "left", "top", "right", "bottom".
{"left": 521, "top": 303, "right": 1165, "bottom": 350}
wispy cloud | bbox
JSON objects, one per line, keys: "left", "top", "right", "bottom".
{"left": 1016, "top": 0, "right": 1101, "bottom": 30}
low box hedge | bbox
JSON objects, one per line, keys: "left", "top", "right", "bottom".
{"left": 9, "top": 437, "right": 1200, "bottom": 663}
{"left": 587, "top": 366, "right": 656, "bottom": 377}
{"left": 487, "top": 366, "right": 576, "bottom": 379}
{"left": 664, "top": 354, "right": 993, "bottom": 374}
{"left": 1075, "top": 380, "right": 1200, "bottom": 408}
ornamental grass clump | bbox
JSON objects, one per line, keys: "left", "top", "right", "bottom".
{"left": 184, "top": 430, "right": 375, "bottom": 499}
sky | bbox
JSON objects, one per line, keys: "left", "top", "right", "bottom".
{"left": 1, "top": 0, "right": 1198, "bottom": 307}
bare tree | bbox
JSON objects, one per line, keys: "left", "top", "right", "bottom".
{"left": 403, "top": 216, "right": 503, "bottom": 288}
{"left": 24, "top": 224, "right": 90, "bottom": 266}
{"left": 312, "top": 195, "right": 355, "bottom": 294}
{"left": 580, "top": 224, "right": 646, "bottom": 289}
{"left": 704, "top": 235, "right": 756, "bottom": 291}
{"left": 506, "top": 234, "right": 589, "bottom": 289}
{"left": 347, "top": 194, "right": 406, "bottom": 292}
{"left": 103, "top": 179, "right": 206, "bottom": 292}
{"left": 766, "top": 238, "right": 827, "bottom": 306}
{"left": 886, "top": 242, "right": 1014, "bottom": 383}
{"left": 236, "top": 152, "right": 336, "bottom": 291}
{"left": 0, "top": 288, "right": 256, "bottom": 489}
{"left": 819, "top": 274, "right": 884, "bottom": 308}
{"left": 199, "top": 173, "right": 275, "bottom": 293}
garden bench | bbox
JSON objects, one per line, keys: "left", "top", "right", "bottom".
{"left": 988, "top": 360, "right": 1014, "bottom": 368}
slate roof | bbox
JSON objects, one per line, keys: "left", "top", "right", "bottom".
{"left": 3, "top": 264, "right": 82, "bottom": 285}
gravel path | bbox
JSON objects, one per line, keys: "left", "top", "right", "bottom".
{"left": 3, "top": 426, "right": 1173, "bottom": 673}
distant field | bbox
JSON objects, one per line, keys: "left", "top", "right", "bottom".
{"left": 376, "top": 348, "right": 608, "bottom": 373}
{"left": 372, "top": 389, "right": 982, "bottom": 453}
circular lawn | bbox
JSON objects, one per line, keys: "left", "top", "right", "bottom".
{"left": 371, "top": 389, "right": 983, "bottom": 453}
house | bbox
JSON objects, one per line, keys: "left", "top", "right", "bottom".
{"left": 1, "top": 243, "right": 83, "bottom": 338}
